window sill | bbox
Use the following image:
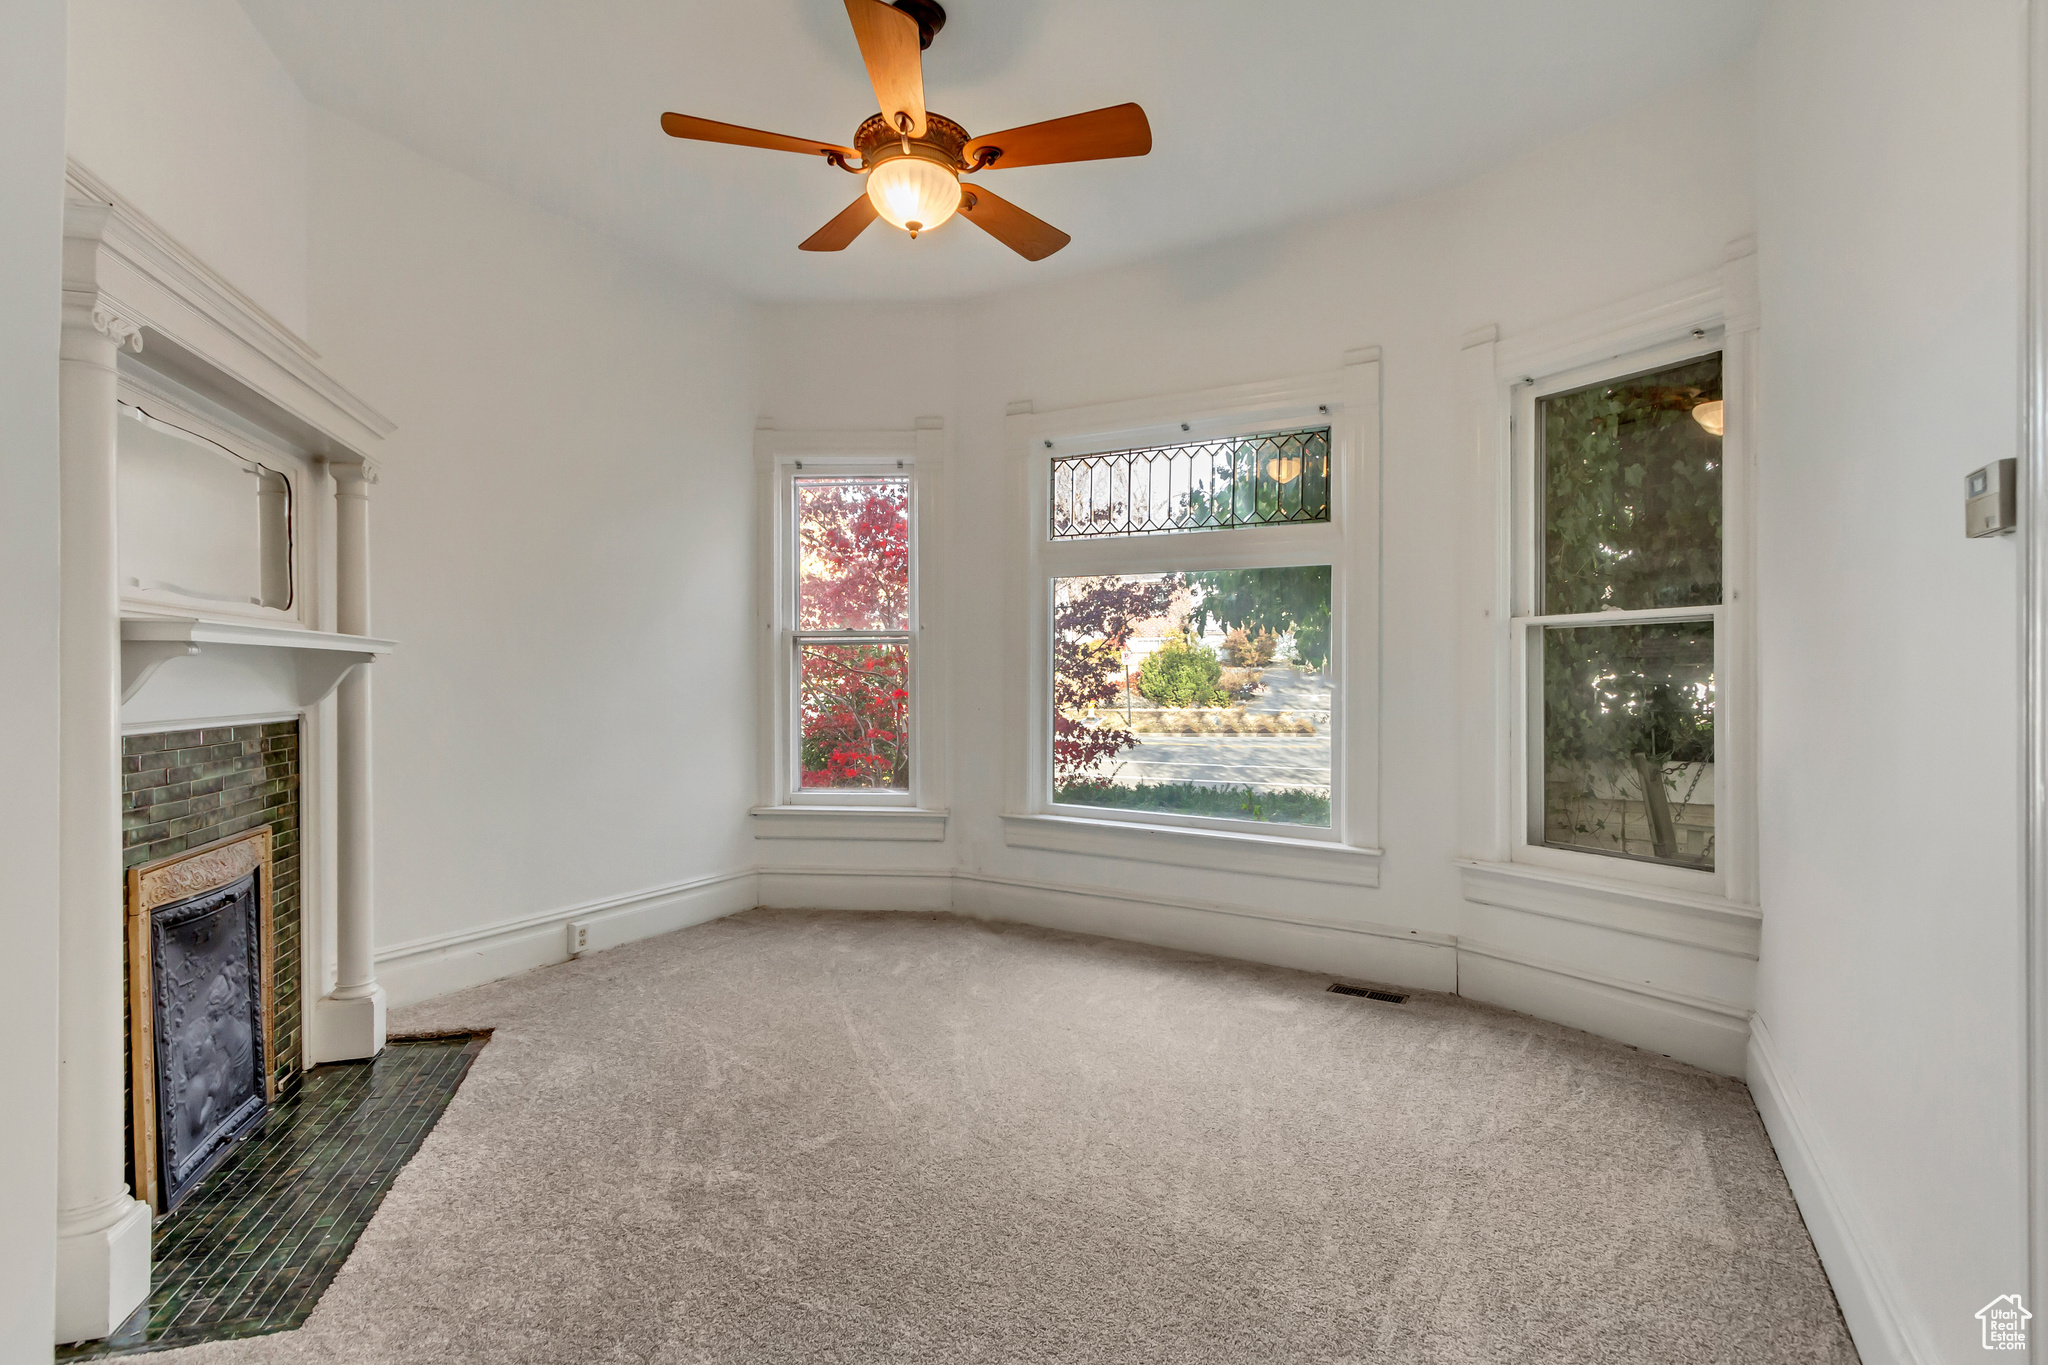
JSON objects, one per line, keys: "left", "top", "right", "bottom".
{"left": 1002, "top": 813, "right": 1381, "bottom": 887}
{"left": 1456, "top": 859, "right": 1760, "bottom": 958}
{"left": 750, "top": 807, "right": 948, "bottom": 841}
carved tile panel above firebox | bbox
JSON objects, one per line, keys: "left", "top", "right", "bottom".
{"left": 126, "top": 828, "right": 275, "bottom": 1214}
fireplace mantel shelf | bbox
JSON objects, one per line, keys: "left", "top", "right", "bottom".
{"left": 121, "top": 615, "right": 397, "bottom": 707}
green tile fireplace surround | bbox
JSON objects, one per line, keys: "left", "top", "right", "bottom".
{"left": 123, "top": 721, "right": 304, "bottom": 1101}
{"left": 87, "top": 724, "right": 489, "bottom": 1359}
{"left": 59, "top": 1035, "right": 487, "bottom": 1360}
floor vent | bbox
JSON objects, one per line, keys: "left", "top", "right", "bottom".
{"left": 1329, "top": 983, "right": 1407, "bottom": 1004}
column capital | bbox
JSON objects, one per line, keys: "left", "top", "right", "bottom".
{"left": 61, "top": 291, "right": 144, "bottom": 356}
{"left": 332, "top": 457, "right": 380, "bottom": 492}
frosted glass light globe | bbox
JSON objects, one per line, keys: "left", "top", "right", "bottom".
{"left": 866, "top": 156, "right": 962, "bottom": 238}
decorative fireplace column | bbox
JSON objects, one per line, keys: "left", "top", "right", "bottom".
{"left": 315, "top": 460, "right": 386, "bottom": 1061}
{"left": 53, "top": 274, "right": 152, "bottom": 1342}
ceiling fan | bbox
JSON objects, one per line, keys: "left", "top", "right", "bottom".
{"left": 660, "top": 0, "right": 1152, "bottom": 260}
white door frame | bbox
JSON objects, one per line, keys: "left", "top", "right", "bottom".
{"left": 2026, "top": 0, "right": 2048, "bottom": 1348}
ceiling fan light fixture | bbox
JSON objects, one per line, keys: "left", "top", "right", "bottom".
{"left": 867, "top": 154, "right": 961, "bottom": 238}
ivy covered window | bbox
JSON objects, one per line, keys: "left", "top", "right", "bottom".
{"left": 1534, "top": 354, "right": 1721, "bottom": 869}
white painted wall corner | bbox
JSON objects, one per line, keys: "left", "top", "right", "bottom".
{"left": 1747, "top": 1015, "right": 1933, "bottom": 1365}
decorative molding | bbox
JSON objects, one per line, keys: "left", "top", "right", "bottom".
{"left": 1493, "top": 249, "right": 1759, "bottom": 377}
{"left": 1009, "top": 369, "right": 1350, "bottom": 452}
{"left": 132, "top": 828, "right": 269, "bottom": 916}
{"left": 1748, "top": 1016, "right": 1933, "bottom": 1365}
{"left": 751, "top": 807, "right": 948, "bottom": 841}
{"left": 63, "top": 158, "right": 394, "bottom": 459}
{"left": 1457, "top": 859, "right": 1761, "bottom": 958}
{"left": 119, "top": 616, "right": 395, "bottom": 707}
{"left": 331, "top": 456, "right": 380, "bottom": 489}
{"left": 1002, "top": 813, "right": 1382, "bottom": 888}
{"left": 91, "top": 305, "right": 144, "bottom": 353}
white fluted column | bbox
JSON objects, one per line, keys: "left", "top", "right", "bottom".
{"left": 316, "top": 460, "right": 385, "bottom": 1060}
{"left": 54, "top": 296, "right": 151, "bottom": 1344}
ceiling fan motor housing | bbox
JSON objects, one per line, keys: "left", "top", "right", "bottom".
{"left": 856, "top": 111, "right": 969, "bottom": 170}
{"left": 891, "top": 0, "right": 946, "bottom": 49}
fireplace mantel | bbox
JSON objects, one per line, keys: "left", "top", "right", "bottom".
{"left": 57, "top": 160, "right": 397, "bottom": 1343}
{"left": 121, "top": 615, "right": 396, "bottom": 707}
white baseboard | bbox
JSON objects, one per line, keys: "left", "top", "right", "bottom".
{"left": 370, "top": 866, "right": 1746, "bottom": 1097}
{"left": 355, "top": 864, "right": 1932, "bottom": 1365}
{"left": 1455, "top": 937, "right": 1751, "bottom": 1076}
{"left": 374, "top": 869, "right": 759, "bottom": 1008}
{"left": 1746, "top": 1016, "right": 1931, "bottom": 1365}
{"left": 757, "top": 866, "right": 955, "bottom": 912}
{"left": 952, "top": 870, "right": 1458, "bottom": 992}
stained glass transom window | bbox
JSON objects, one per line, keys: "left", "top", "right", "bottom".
{"left": 1050, "top": 427, "right": 1331, "bottom": 540}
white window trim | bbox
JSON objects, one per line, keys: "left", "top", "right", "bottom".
{"left": 1004, "top": 354, "right": 1383, "bottom": 874}
{"left": 1457, "top": 243, "right": 1760, "bottom": 918}
{"left": 752, "top": 423, "right": 950, "bottom": 835}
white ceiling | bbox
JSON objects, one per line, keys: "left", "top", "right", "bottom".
{"left": 238, "top": 0, "right": 1762, "bottom": 303}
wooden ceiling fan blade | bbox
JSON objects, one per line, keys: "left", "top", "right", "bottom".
{"left": 962, "top": 103, "right": 1152, "bottom": 170}
{"left": 800, "top": 194, "right": 882, "bottom": 252}
{"left": 957, "top": 185, "right": 1070, "bottom": 261}
{"left": 660, "top": 113, "right": 856, "bottom": 161}
{"left": 844, "top": 0, "right": 926, "bottom": 138}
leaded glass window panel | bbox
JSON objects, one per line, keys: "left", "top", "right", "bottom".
{"left": 1050, "top": 427, "right": 1330, "bottom": 540}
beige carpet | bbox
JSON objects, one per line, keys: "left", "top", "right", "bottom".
{"left": 160, "top": 908, "right": 1856, "bottom": 1364}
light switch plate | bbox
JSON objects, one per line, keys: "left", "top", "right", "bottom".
{"left": 1966, "top": 457, "right": 2017, "bottom": 537}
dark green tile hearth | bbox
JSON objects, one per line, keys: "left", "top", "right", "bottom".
{"left": 59, "top": 1035, "right": 487, "bottom": 1361}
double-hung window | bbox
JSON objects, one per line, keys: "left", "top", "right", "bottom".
{"left": 1509, "top": 334, "right": 1748, "bottom": 888}
{"left": 760, "top": 446, "right": 929, "bottom": 810}
{"left": 1015, "top": 362, "right": 1381, "bottom": 859}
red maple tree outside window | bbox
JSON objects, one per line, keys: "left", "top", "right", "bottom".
{"left": 796, "top": 477, "right": 911, "bottom": 790}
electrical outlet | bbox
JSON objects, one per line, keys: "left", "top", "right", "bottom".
{"left": 567, "top": 920, "right": 592, "bottom": 957}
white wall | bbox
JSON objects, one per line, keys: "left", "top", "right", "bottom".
{"left": 306, "top": 110, "right": 762, "bottom": 995}
{"left": 0, "top": 0, "right": 67, "bottom": 1353}
{"left": 755, "top": 69, "right": 1756, "bottom": 996}
{"left": 1750, "top": 3, "right": 2027, "bottom": 1360}
{"left": 63, "top": 4, "right": 764, "bottom": 1004}
{"left": 66, "top": 0, "right": 310, "bottom": 336}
